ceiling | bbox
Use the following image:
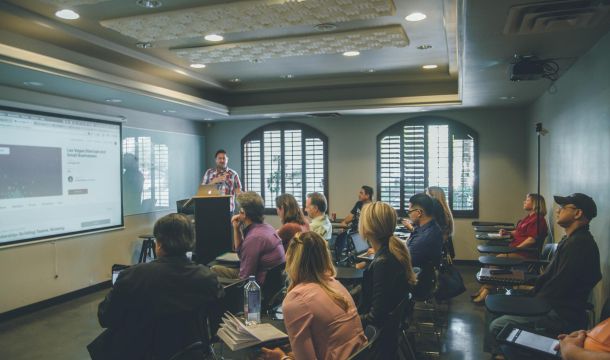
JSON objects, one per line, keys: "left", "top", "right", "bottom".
{"left": 0, "top": 0, "right": 608, "bottom": 121}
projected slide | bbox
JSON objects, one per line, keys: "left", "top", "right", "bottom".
{"left": 0, "top": 107, "right": 123, "bottom": 246}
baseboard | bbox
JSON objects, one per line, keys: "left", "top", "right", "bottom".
{"left": 0, "top": 281, "right": 111, "bottom": 323}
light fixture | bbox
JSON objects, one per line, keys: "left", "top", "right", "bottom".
{"left": 229, "top": 78, "right": 240, "bottom": 83}
{"left": 136, "top": 42, "right": 152, "bottom": 49}
{"left": 417, "top": 44, "right": 432, "bottom": 50}
{"left": 55, "top": 9, "right": 80, "bottom": 20}
{"left": 162, "top": 109, "right": 176, "bottom": 113}
{"left": 190, "top": 63, "right": 206, "bottom": 69}
{"left": 136, "top": 0, "right": 162, "bottom": 9}
{"left": 343, "top": 51, "right": 360, "bottom": 57}
{"left": 204, "top": 118, "right": 212, "bottom": 121}
{"left": 105, "top": 98, "right": 122, "bottom": 103}
{"left": 174, "top": 69, "right": 187, "bottom": 75}
{"left": 204, "top": 34, "right": 224, "bottom": 42}
{"left": 499, "top": 96, "right": 517, "bottom": 100}
{"left": 422, "top": 64, "right": 438, "bottom": 69}
{"left": 314, "top": 23, "right": 337, "bottom": 32}
{"left": 281, "top": 74, "right": 294, "bottom": 79}
{"left": 23, "top": 81, "right": 44, "bottom": 87}
{"left": 405, "top": 12, "right": 426, "bottom": 22}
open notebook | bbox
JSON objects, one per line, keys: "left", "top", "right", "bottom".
{"left": 217, "top": 312, "right": 288, "bottom": 351}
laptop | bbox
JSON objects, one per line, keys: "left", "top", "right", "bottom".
{"left": 348, "top": 233, "right": 373, "bottom": 261}
{"left": 195, "top": 184, "right": 223, "bottom": 197}
{"left": 111, "top": 264, "right": 130, "bottom": 285}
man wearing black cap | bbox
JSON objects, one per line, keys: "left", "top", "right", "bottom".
{"left": 488, "top": 193, "right": 601, "bottom": 357}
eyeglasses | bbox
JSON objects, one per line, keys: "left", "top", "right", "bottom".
{"left": 558, "top": 205, "right": 578, "bottom": 212}
{"left": 407, "top": 208, "right": 421, "bottom": 214}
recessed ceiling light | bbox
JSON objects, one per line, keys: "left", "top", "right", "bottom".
{"left": 204, "top": 118, "right": 212, "bottom": 121}
{"left": 281, "top": 74, "right": 294, "bottom": 79}
{"left": 343, "top": 51, "right": 360, "bottom": 57}
{"left": 417, "top": 44, "right": 432, "bottom": 50}
{"left": 55, "top": 9, "right": 80, "bottom": 20}
{"left": 136, "top": 0, "right": 162, "bottom": 9}
{"left": 204, "top": 34, "right": 224, "bottom": 42}
{"left": 422, "top": 64, "right": 438, "bottom": 69}
{"left": 190, "top": 63, "right": 206, "bottom": 69}
{"left": 136, "top": 42, "right": 152, "bottom": 49}
{"left": 314, "top": 23, "right": 337, "bottom": 32}
{"left": 105, "top": 98, "right": 122, "bottom": 103}
{"left": 367, "top": 69, "right": 375, "bottom": 73}
{"left": 175, "top": 69, "right": 187, "bottom": 75}
{"left": 229, "top": 78, "right": 240, "bottom": 83}
{"left": 162, "top": 109, "right": 176, "bottom": 113}
{"left": 405, "top": 12, "right": 427, "bottom": 22}
{"left": 23, "top": 81, "right": 44, "bottom": 87}
{"left": 499, "top": 96, "right": 517, "bottom": 100}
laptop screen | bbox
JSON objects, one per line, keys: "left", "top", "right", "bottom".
{"left": 350, "top": 233, "right": 370, "bottom": 254}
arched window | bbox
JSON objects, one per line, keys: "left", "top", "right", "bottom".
{"left": 377, "top": 117, "right": 479, "bottom": 217}
{"left": 242, "top": 122, "right": 328, "bottom": 211}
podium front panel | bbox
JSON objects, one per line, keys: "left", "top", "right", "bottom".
{"left": 193, "top": 196, "right": 232, "bottom": 265}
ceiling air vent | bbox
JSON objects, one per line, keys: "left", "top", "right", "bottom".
{"left": 305, "top": 113, "right": 342, "bottom": 118}
{"left": 504, "top": 0, "right": 610, "bottom": 35}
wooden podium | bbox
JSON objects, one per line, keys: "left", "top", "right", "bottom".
{"left": 191, "top": 195, "right": 232, "bottom": 265}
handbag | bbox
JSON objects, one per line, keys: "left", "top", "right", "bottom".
{"left": 435, "top": 260, "right": 466, "bottom": 301}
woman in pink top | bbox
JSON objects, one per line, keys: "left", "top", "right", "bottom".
{"left": 275, "top": 194, "right": 310, "bottom": 251}
{"left": 261, "top": 231, "right": 366, "bottom": 360}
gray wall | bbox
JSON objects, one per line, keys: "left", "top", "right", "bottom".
{"left": 0, "top": 87, "right": 206, "bottom": 313}
{"left": 526, "top": 30, "right": 610, "bottom": 315}
{"left": 205, "top": 107, "right": 530, "bottom": 261}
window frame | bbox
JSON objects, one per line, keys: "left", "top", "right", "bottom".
{"left": 376, "top": 116, "right": 479, "bottom": 218}
{"left": 241, "top": 121, "right": 329, "bottom": 213}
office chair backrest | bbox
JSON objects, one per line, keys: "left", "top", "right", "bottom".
{"left": 261, "top": 262, "right": 286, "bottom": 312}
{"left": 347, "top": 325, "right": 379, "bottom": 360}
{"left": 150, "top": 307, "right": 210, "bottom": 360}
{"left": 601, "top": 297, "right": 610, "bottom": 321}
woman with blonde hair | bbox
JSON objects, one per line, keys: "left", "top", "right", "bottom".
{"left": 275, "top": 194, "right": 309, "bottom": 251}
{"left": 261, "top": 231, "right": 366, "bottom": 360}
{"left": 358, "top": 201, "right": 418, "bottom": 359}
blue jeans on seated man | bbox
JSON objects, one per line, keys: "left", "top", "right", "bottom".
{"left": 484, "top": 309, "right": 567, "bottom": 355}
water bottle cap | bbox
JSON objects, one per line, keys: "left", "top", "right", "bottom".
{"left": 248, "top": 275, "right": 255, "bottom": 280}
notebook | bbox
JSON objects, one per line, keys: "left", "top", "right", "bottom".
{"left": 215, "top": 252, "right": 240, "bottom": 263}
{"left": 217, "top": 312, "right": 288, "bottom": 351}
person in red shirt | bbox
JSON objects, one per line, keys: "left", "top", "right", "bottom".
{"left": 472, "top": 193, "right": 548, "bottom": 303}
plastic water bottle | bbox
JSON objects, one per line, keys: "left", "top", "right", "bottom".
{"left": 244, "top": 275, "right": 261, "bottom": 325}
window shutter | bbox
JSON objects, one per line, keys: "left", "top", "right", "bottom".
{"left": 427, "top": 125, "right": 450, "bottom": 196}
{"left": 243, "top": 140, "right": 262, "bottom": 194}
{"left": 263, "top": 130, "right": 282, "bottom": 208}
{"left": 452, "top": 137, "right": 475, "bottom": 210}
{"left": 305, "top": 138, "right": 325, "bottom": 197}
{"left": 153, "top": 144, "right": 169, "bottom": 206}
{"left": 379, "top": 135, "right": 401, "bottom": 208}
{"left": 403, "top": 125, "right": 425, "bottom": 206}
{"left": 284, "top": 130, "right": 303, "bottom": 205}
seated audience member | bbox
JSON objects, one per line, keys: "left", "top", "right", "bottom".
{"left": 406, "top": 193, "right": 443, "bottom": 266}
{"left": 334, "top": 185, "right": 374, "bottom": 258}
{"left": 426, "top": 186, "right": 455, "bottom": 256}
{"left": 358, "top": 201, "right": 418, "bottom": 359}
{"left": 487, "top": 193, "right": 601, "bottom": 357}
{"left": 211, "top": 191, "right": 285, "bottom": 284}
{"left": 472, "top": 193, "right": 549, "bottom": 303}
{"left": 261, "top": 232, "right": 367, "bottom": 360}
{"left": 557, "top": 317, "right": 610, "bottom": 360}
{"left": 89, "top": 213, "right": 224, "bottom": 360}
{"left": 305, "top": 192, "right": 332, "bottom": 241}
{"left": 275, "top": 193, "right": 309, "bottom": 251}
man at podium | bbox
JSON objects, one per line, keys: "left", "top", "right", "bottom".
{"left": 201, "top": 149, "right": 242, "bottom": 212}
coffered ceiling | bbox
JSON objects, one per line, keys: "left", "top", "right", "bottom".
{"left": 0, "top": 0, "right": 608, "bottom": 121}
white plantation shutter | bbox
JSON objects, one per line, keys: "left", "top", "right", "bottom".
{"left": 242, "top": 123, "right": 327, "bottom": 209}
{"left": 378, "top": 119, "right": 478, "bottom": 217}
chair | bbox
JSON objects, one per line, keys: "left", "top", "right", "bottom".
{"left": 347, "top": 325, "right": 379, "bottom": 360}
{"left": 160, "top": 308, "right": 216, "bottom": 360}
{"left": 222, "top": 278, "right": 248, "bottom": 315}
{"left": 261, "top": 262, "right": 286, "bottom": 313}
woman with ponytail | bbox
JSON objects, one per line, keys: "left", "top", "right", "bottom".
{"left": 261, "top": 231, "right": 366, "bottom": 360}
{"left": 358, "top": 201, "right": 417, "bottom": 359}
